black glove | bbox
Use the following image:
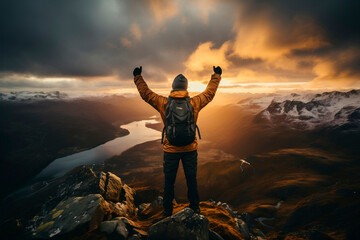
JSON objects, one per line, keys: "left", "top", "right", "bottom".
{"left": 133, "top": 66, "right": 142, "bottom": 77}
{"left": 213, "top": 66, "right": 222, "bottom": 76}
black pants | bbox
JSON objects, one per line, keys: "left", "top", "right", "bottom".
{"left": 163, "top": 150, "right": 199, "bottom": 211}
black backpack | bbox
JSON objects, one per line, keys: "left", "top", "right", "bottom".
{"left": 161, "top": 97, "right": 201, "bottom": 146}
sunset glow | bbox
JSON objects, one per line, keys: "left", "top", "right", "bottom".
{"left": 1, "top": 0, "right": 359, "bottom": 94}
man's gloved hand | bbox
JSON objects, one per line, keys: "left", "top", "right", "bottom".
{"left": 133, "top": 66, "right": 142, "bottom": 77}
{"left": 213, "top": 66, "right": 222, "bottom": 76}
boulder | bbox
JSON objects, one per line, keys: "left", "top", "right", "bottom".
{"left": 58, "top": 167, "right": 125, "bottom": 203}
{"left": 221, "top": 203, "right": 236, "bottom": 218}
{"left": 148, "top": 208, "right": 209, "bottom": 240}
{"left": 127, "top": 234, "right": 142, "bottom": 240}
{"left": 138, "top": 203, "right": 151, "bottom": 215}
{"left": 42, "top": 167, "right": 126, "bottom": 215}
{"left": 56, "top": 166, "right": 100, "bottom": 199}
{"left": 119, "top": 184, "right": 136, "bottom": 215}
{"left": 99, "top": 220, "right": 118, "bottom": 235}
{"left": 114, "top": 220, "right": 129, "bottom": 240}
{"left": 34, "top": 194, "right": 112, "bottom": 238}
{"left": 235, "top": 218, "right": 250, "bottom": 240}
{"left": 209, "top": 229, "right": 225, "bottom": 240}
{"left": 100, "top": 172, "right": 123, "bottom": 202}
{"left": 98, "top": 219, "right": 129, "bottom": 240}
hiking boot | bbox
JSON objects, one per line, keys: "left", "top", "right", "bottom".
{"left": 190, "top": 206, "right": 200, "bottom": 214}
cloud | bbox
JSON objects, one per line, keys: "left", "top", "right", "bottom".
{"left": 148, "top": 0, "right": 179, "bottom": 24}
{"left": 183, "top": 0, "right": 359, "bottom": 86}
{"left": 0, "top": 0, "right": 359, "bottom": 92}
{"left": 130, "top": 23, "right": 142, "bottom": 40}
{"left": 184, "top": 41, "right": 231, "bottom": 76}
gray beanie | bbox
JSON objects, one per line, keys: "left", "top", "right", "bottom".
{"left": 172, "top": 74, "right": 188, "bottom": 91}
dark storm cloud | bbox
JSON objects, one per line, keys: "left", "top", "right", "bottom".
{"left": 233, "top": 0, "right": 360, "bottom": 44}
{"left": 0, "top": 0, "right": 236, "bottom": 83}
{"left": 0, "top": 0, "right": 359, "bottom": 89}
{"left": 230, "top": 0, "right": 360, "bottom": 80}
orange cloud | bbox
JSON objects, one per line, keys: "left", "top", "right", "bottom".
{"left": 312, "top": 47, "right": 360, "bottom": 85}
{"left": 232, "top": 15, "right": 329, "bottom": 60}
{"left": 149, "top": 0, "right": 178, "bottom": 24}
{"left": 184, "top": 41, "right": 231, "bottom": 79}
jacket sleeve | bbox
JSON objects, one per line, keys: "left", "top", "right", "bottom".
{"left": 134, "top": 75, "right": 166, "bottom": 112}
{"left": 192, "top": 74, "right": 221, "bottom": 110}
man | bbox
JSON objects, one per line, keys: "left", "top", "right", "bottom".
{"left": 133, "top": 66, "right": 222, "bottom": 216}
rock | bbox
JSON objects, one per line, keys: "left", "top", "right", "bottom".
{"left": 253, "top": 228, "right": 266, "bottom": 239}
{"left": 148, "top": 208, "right": 209, "bottom": 240}
{"left": 127, "top": 234, "right": 141, "bottom": 240}
{"left": 249, "top": 205, "right": 277, "bottom": 218}
{"left": 133, "top": 228, "right": 148, "bottom": 238}
{"left": 239, "top": 212, "right": 255, "bottom": 227}
{"left": 151, "top": 196, "right": 164, "bottom": 207}
{"left": 138, "top": 203, "right": 151, "bottom": 214}
{"left": 34, "top": 194, "right": 112, "bottom": 238}
{"left": 114, "top": 216, "right": 141, "bottom": 229}
{"left": 209, "top": 229, "right": 225, "bottom": 240}
{"left": 114, "top": 220, "right": 129, "bottom": 240}
{"left": 235, "top": 218, "right": 250, "bottom": 240}
{"left": 99, "top": 220, "right": 118, "bottom": 235}
{"left": 221, "top": 203, "right": 236, "bottom": 218}
{"left": 99, "top": 219, "right": 129, "bottom": 240}
{"left": 42, "top": 167, "right": 128, "bottom": 216}
{"left": 100, "top": 172, "right": 123, "bottom": 202}
{"left": 120, "top": 184, "right": 136, "bottom": 215}
{"left": 55, "top": 166, "right": 100, "bottom": 199}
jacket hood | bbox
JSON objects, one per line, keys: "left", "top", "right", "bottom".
{"left": 169, "top": 90, "right": 189, "bottom": 98}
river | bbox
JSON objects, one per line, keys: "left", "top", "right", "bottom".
{"left": 35, "top": 119, "right": 161, "bottom": 180}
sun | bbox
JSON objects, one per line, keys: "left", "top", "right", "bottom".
{"left": 187, "top": 81, "right": 208, "bottom": 93}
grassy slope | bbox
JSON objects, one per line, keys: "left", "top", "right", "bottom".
{"left": 102, "top": 138, "right": 360, "bottom": 239}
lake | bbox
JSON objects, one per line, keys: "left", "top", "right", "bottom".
{"left": 35, "top": 119, "right": 161, "bottom": 180}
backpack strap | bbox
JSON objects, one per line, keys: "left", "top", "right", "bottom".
{"left": 161, "top": 126, "right": 165, "bottom": 144}
{"left": 196, "top": 125, "right": 201, "bottom": 139}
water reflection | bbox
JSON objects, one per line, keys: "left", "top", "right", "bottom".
{"left": 35, "top": 119, "right": 161, "bottom": 180}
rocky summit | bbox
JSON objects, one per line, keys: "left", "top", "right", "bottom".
{"left": 148, "top": 208, "right": 209, "bottom": 240}
{"left": 0, "top": 166, "right": 268, "bottom": 240}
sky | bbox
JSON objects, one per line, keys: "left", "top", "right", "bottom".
{"left": 1, "top": 0, "right": 359, "bottom": 94}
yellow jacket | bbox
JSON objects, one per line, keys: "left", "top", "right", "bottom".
{"left": 134, "top": 74, "right": 221, "bottom": 153}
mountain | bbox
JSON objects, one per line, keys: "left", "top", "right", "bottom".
{"left": 0, "top": 91, "right": 68, "bottom": 102}
{"left": 197, "top": 89, "right": 360, "bottom": 157}
{"left": 254, "top": 90, "right": 360, "bottom": 130}
{"left": 1, "top": 89, "right": 359, "bottom": 239}
{"left": 0, "top": 166, "right": 266, "bottom": 240}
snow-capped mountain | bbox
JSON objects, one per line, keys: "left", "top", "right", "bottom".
{"left": 253, "top": 90, "right": 360, "bottom": 130}
{"left": 236, "top": 92, "right": 318, "bottom": 110}
{"left": 0, "top": 91, "right": 68, "bottom": 102}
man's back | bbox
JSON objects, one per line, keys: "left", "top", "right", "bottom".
{"left": 133, "top": 67, "right": 221, "bottom": 152}
{"left": 133, "top": 66, "right": 222, "bottom": 216}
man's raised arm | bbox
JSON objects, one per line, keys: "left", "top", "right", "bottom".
{"left": 192, "top": 66, "right": 222, "bottom": 110}
{"left": 133, "top": 66, "right": 166, "bottom": 112}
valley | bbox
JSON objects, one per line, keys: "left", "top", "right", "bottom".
{"left": 1, "top": 89, "right": 360, "bottom": 239}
